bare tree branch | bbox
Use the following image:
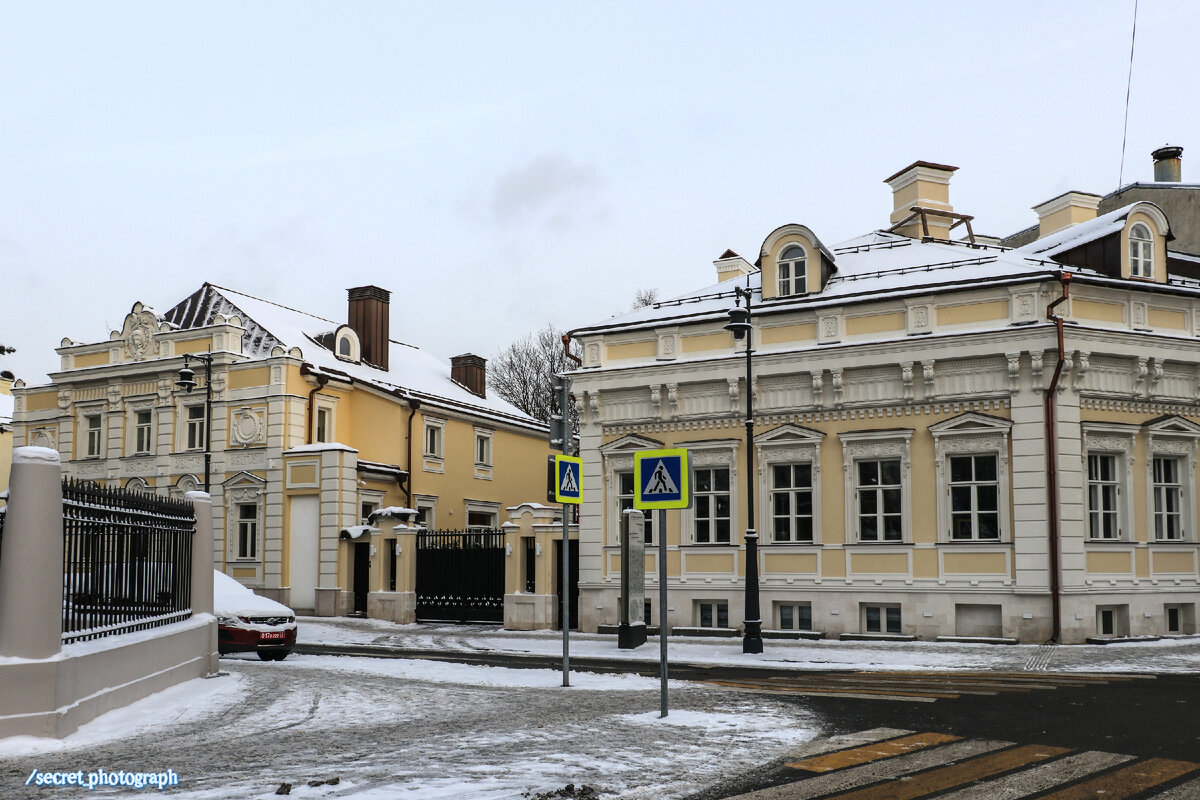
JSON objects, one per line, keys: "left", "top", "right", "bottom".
{"left": 632, "top": 288, "right": 659, "bottom": 309}
{"left": 490, "top": 324, "right": 582, "bottom": 427}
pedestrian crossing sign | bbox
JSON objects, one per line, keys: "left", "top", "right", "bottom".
{"left": 633, "top": 449, "right": 691, "bottom": 509}
{"left": 554, "top": 455, "right": 583, "bottom": 504}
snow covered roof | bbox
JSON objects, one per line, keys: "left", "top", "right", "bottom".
{"left": 1014, "top": 203, "right": 1140, "bottom": 258}
{"left": 572, "top": 231, "right": 1065, "bottom": 337}
{"left": 163, "top": 284, "right": 541, "bottom": 430}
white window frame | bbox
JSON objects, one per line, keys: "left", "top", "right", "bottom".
{"left": 1152, "top": 455, "right": 1185, "bottom": 540}
{"left": 184, "top": 405, "right": 206, "bottom": 452}
{"left": 236, "top": 502, "right": 259, "bottom": 560}
{"left": 697, "top": 600, "right": 729, "bottom": 629}
{"left": 473, "top": 427, "right": 493, "bottom": 480}
{"left": 82, "top": 410, "right": 104, "bottom": 459}
{"left": 314, "top": 397, "right": 337, "bottom": 444}
{"left": 334, "top": 325, "right": 361, "bottom": 363}
{"left": 616, "top": 469, "right": 655, "bottom": 544}
{"left": 600, "top": 435, "right": 664, "bottom": 546}
{"left": 681, "top": 440, "right": 739, "bottom": 546}
{"left": 422, "top": 417, "right": 445, "bottom": 473}
{"left": 464, "top": 499, "right": 501, "bottom": 530}
{"left": 756, "top": 424, "right": 824, "bottom": 545}
{"left": 840, "top": 430, "right": 913, "bottom": 544}
{"left": 225, "top": 474, "right": 266, "bottom": 563}
{"left": 126, "top": 404, "right": 155, "bottom": 456}
{"left": 777, "top": 244, "right": 807, "bottom": 297}
{"left": 414, "top": 494, "right": 438, "bottom": 530}
{"left": 1144, "top": 418, "right": 1200, "bottom": 543}
{"left": 1082, "top": 424, "right": 1137, "bottom": 542}
{"left": 1129, "top": 222, "right": 1154, "bottom": 279}
{"left": 775, "top": 601, "right": 812, "bottom": 631}
{"left": 930, "top": 414, "right": 1013, "bottom": 544}
{"left": 359, "top": 490, "right": 384, "bottom": 526}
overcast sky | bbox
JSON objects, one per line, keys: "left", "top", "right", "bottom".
{"left": 3, "top": 1, "right": 1199, "bottom": 385}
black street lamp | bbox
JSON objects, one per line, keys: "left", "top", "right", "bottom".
{"left": 175, "top": 353, "right": 214, "bottom": 493}
{"left": 725, "top": 285, "right": 763, "bottom": 654}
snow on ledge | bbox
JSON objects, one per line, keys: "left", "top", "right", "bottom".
{"left": 284, "top": 443, "right": 358, "bottom": 454}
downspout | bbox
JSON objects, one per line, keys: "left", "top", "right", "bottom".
{"left": 561, "top": 333, "right": 582, "bottom": 368}
{"left": 404, "top": 397, "right": 421, "bottom": 508}
{"left": 1044, "top": 272, "right": 1072, "bottom": 643}
{"left": 300, "top": 363, "right": 329, "bottom": 445}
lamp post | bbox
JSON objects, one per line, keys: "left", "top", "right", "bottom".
{"left": 175, "top": 353, "right": 214, "bottom": 493}
{"left": 725, "top": 285, "right": 763, "bottom": 654}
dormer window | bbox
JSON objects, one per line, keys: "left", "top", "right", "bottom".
{"left": 333, "top": 325, "right": 361, "bottom": 363}
{"left": 778, "top": 245, "right": 806, "bottom": 297}
{"left": 1129, "top": 223, "right": 1153, "bottom": 278}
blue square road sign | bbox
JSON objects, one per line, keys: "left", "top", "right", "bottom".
{"left": 633, "top": 449, "right": 691, "bottom": 510}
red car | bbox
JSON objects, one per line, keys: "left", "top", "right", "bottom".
{"left": 214, "top": 570, "right": 298, "bottom": 661}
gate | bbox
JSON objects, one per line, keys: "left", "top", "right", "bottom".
{"left": 415, "top": 529, "right": 505, "bottom": 623}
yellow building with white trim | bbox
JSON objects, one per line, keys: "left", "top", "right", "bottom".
{"left": 11, "top": 284, "right": 553, "bottom": 621}
{"left": 570, "top": 151, "right": 1200, "bottom": 644}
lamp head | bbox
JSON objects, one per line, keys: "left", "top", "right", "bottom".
{"left": 725, "top": 305, "right": 751, "bottom": 340}
{"left": 176, "top": 365, "right": 197, "bottom": 393}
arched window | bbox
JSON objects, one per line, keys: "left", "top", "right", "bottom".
{"left": 1129, "top": 223, "right": 1153, "bottom": 278}
{"left": 338, "top": 336, "right": 353, "bottom": 357}
{"left": 778, "top": 245, "right": 806, "bottom": 297}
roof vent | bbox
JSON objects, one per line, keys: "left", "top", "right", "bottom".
{"left": 1033, "top": 191, "right": 1101, "bottom": 239}
{"left": 1152, "top": 145, "right": 1183, "bottom": 183}
{"left": 347, "top": 286, "right": 390, "bottom": 371}
{"left": 451, "top": 354, "right": 487, "bottom": 399}
{"left": 714, "top": 250, "right": 755, "bottom": 283}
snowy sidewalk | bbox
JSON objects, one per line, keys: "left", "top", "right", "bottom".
{"left": 297, "top": 617, "right": 1200, "bottom": 674}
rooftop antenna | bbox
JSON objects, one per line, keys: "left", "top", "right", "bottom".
{"left": 1117, "top": 0, "right": 1139, "bottom": 189}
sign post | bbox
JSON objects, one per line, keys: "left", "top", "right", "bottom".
{"left": 549, "top": 374, "right": 578, "bottom": 688}
{"left": 633, "top": 448, "right": 691, "bottom": 718}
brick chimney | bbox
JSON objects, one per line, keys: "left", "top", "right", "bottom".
{"left": 347, "top": 286, "right": 390, "bottom": 370}
{"left": 1152, "top": 145, "right": 1183, "bottom": 182}
{"left": 884, "top": 160, "right": 958, "bottom": 240}
{"left": 451, "top": 354, "right": 487, "bottom": 398}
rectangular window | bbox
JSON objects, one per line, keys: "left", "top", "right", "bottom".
{"left": 693, "top": 467, "right": 731, "bottom": 544}
{"left": 1087, "top": 454, "right": 1121, "bottom": 539}
{"left": 1100, "top": 608, "right": 1115, "bottom": 636}
{"left": 237, "top": 503, "right": 258, "bottom": 559}
{"left": 134, "top": 411, "right": 153, "bottom": 454}
{"left": 186, "top": 406, "right": 206, "bottom": 451}
{"left": 467, "top": 510, "right": 496, "bottom": 529}
{"left": 85, "top": 414, "right": 103, "bottom": 458}
{"left": 856, "top": 459, "right": 902, "bottom": 541}
{"left": 771, "top": 463, "right": 813, "bottom": 542}
{"left": 617, "top": 471, "right": 654, "bottom": 543}
{"left": 387, "top": 539, "right": 397, "bottom": 591}
{"left": 523, "top": 537, "right": 536, "bottom": 593}
{"left": 416, "top": 504, "right": 434, "bottom": 530}
{"left": 316, "top": 408, "right": 330, "bottom": 443}
{"left": 1167, "top": 605, "right": 1182, "bottom": 634}
{"left": 361, "top": 502, "right": 379, "bottom": 526}
{"left": 698, "top": 601, "right": 728, "bottom": 629}
{"left": 777, "top": 602, "right": 812, "bottom": 631}
{"left": 1153, "top": 456, "right": 1184, "bottom": 540}
{"left": 475, "top": 432, "right": 492, "bottom": 466}
{"left": 424, "top": 423, "right": 442, "bottom": 457}
{"left": 865, "top": 604, "right": 901, "bottom": 634}
{"left": 948, "top": 455, "right": 999, "bottom": 540}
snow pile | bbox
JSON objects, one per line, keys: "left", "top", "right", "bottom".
{"left": 213, "top": 570, "right": 295, "bottom": 620}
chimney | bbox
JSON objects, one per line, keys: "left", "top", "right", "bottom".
{"left": 1152, "top": 145, "right": 1183, "bottom": 183}
{"left": 347, "top": 285, "right": 390, "bottom": 371}
{"left": 1033, "top": 191, "right": 1101, "bottom": 239}
{"left": 451, "top": 354, "right": 487, "bottom": 399}
{"left": 884, "top": 160, "right": 958, "bottom": 240}
{"left": 714, "top": 249, "right": 754, "bottom": 283}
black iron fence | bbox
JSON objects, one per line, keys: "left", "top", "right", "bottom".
{"left": 415, "top": 529, "right": 505, "bottom": 623}
{"left": 62, "top": 479, "right": 196, "bottom": 644}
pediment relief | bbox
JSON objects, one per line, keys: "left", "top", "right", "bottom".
{"left": 929, "top": 411, "right": 1013, "bottom": 437}
{"left": 755, "top": 423, "right": 826, "bottom": 446}
{"left": 1143, "top": 415, "right": 1200, "bottom": 437}
{"left": 119, "top": 301, "right": 164, "bottom": 362}
{"left": 599, "top": 433, "right": 664, "bottom": 454}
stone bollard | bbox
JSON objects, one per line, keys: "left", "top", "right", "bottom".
{"left": 0, "top": 447, "right": 65, "bottom": 660}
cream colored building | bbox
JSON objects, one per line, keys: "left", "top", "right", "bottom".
{"left": 0, "top": 371, "right": 13, "bottom": 494}
{"left": 11, "top": 284, "right": 552, "bottom": 620}
{"left": 569, "top": 153, "right": 1200, "bottom": 644}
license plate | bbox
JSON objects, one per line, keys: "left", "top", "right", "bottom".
{"left": 260, "top": 631, "right": 286, "bottom": 640}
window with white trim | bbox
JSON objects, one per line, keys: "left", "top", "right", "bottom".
{"left": 185, "top": 406, "right": 206, "bottom": 451}
{"left": 424, "top": 420, "right": 443, "bottom": 457}
{"left": 134, "top": 410, "right": 153, "bottom": 454}
{"left": 948, "top": 455, "right": 1000, "bottom": 540}
{"left": 1087, "top": 454, "right": 1122, "bottom": 539}
{"left": 414, "top": 496, "right": 437, "bottom": 530}
{"left": 475, "top": 430, "right": 492, "bottom": 467}
{"left": 856, "top": 459, "right": 903, "bottom": 542}
{"left": 84, "top": 413, "right": 103, "bottom": 458}
{"left": 237, "top": 503, "right": 258, "bottom": 559}
{"left": 465, "top": 500, "right": 501, "bottom": 530}
{"left": 863, "top": 603, "right": 901, "bottom": 634}
{"left": 316, "top": 408, "right": 330, "bottom": 443}
{"left": 840, "top": 430, "right": 912, "bottom": 544}
{"left": 777, "top": 245, "right": 806, "bottom": 297}
{"left": 697, "top": 601, "right": 729, "bottom": 628}
{"left": 617, "top": 471, "right": 654, "bottom": 544}
{"left": 1153, "top": 456, "right": 1184, "bottom": 540}
{"left": 771, "top": 463, "right": 813, "bottom": 542}
{"left": 1129, "top": 222, "right": 1153, "bottom": 278}
{"left": 776, "top": 602, "right": 812, "bottom": 631}
{"left": 931, "top": 414, "right": 1012, "bottom": 544}
{"left": 693, "top": 467, "right": 731, "bottom": 544}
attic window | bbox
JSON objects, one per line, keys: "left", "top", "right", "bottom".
{"left": 333, "top": 326, "right": 361, "bottom": 363}
{"left": 1129, "top": 223, "right": 1153, "bottom": 278}
{"left": 778, "top": 245, "right": 806, "bottom": 297}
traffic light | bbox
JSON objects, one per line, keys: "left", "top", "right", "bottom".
{"left": 548, "top": 374, "right": 573, "bottom": 454}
